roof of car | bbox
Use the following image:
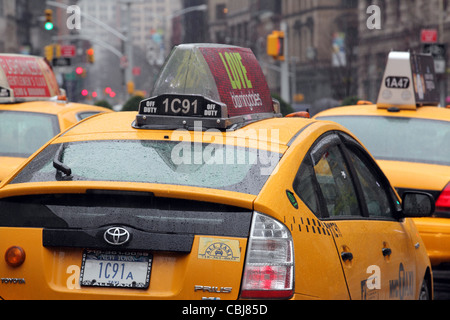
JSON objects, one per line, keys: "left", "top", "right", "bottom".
{"left": 315, "top": 104, "right": 450, "bottom": 122}
{"left": 0, "top": 101, "right": 111, "bottom": 116}
{"left": 56, "top": 111, "right": 328, "bottom": 147}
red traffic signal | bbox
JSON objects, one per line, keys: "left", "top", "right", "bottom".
{"left": 75, "top": 67, "right": 84, "bottom": 75}
{"left": 86, "top": 48, "right": 95, "bottom": 63}
{"left": 81, "top": 89, "right": 89, "bottom": 96}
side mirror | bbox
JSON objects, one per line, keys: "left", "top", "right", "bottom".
{"left": 402, "top": 191, "right": 435, "bottom": 218}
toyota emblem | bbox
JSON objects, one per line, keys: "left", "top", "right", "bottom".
{"left": 104, "top": 227, "right": 130, "bottom": 246}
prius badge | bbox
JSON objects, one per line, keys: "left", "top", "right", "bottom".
{"left": 104, "top": 227, "right": 130, "bottom": 246}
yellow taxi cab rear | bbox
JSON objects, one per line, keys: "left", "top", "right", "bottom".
{"left": 0, "top": 45, "right": 433, "bottom": 300}
{"left": 314, "top": 52, "right": 450, "bottom": 268}
{"left": 0, "top": 54, "right": 112, "bottom": 182}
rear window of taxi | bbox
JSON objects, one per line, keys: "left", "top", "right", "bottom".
{"left": 10, "top": 140, "right": 281, "bottom": 195}
{"left": 317, "top": 115, "right": 450, "bottom": 166}
{"left": 0, "top": 110, "right": 59, "bottom": 157}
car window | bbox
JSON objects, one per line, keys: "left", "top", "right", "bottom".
{"left": 293, "top": 158, "right": 322, "bottom": 217}
{"left": 11, "top": 140, "right": 281, "bottom": 196}
{"left": 317, "top": 115, "right": 450, "bottom": 166}
{"left": 76, "top": 111, "right": 102, "bottom": 121}
{"left": 345, "top": 147, "right": 394, "bottom": 219}
{"left": 312, "top": 145, "right": 360, "bottom": 217}
{"left": 0, "top": 111, "right": 59, "bottom": 157}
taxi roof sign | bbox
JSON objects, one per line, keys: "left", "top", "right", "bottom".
{"left": 135, "top": 44, "right": 280, "bottom": 130}
{"left": 0, "top": 54, "right": 61, "bottom": 103}
{"left": 377, "top": 51, "right": 440, "bottom": 110}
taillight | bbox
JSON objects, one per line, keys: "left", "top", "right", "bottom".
{"left": 240, "top": 212, "right": 294, "bottom": 299}
{"left": 5, "top": 246, "right": 26, "bottom": 268}
{"left": 436, "top": 182, "right": 450, "bottom": 212}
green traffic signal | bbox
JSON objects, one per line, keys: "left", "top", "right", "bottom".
{"left": 44, "top": 9, "right": 53, "bottom": 31}
{"left": 45, "top": 22, "right": 54, "bottom": 31}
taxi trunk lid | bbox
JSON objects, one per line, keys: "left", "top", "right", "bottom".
{"left": 0, "top": 187, "right": 254, "bottom": 299}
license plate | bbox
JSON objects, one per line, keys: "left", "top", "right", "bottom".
{"left": 80, "top": 250, "right": 152, "bottom": 289}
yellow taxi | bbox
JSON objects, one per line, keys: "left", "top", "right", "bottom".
{"left": 0, "top": 54, "right": 112, "bottom": 182}
{"left": 315, "top": 52, "right": 450, "bottom": 269}
{"left": 0, "top": 45, "right": 433, "bottom": 300}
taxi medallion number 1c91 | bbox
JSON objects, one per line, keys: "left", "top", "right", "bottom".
{"left": 162, "top": 98, "right": 198, "bottom": 115}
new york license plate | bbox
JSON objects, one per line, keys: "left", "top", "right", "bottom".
{"left": 80, "top": 250, "right": 152, "bottom": 289}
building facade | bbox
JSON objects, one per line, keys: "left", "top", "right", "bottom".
{"left": 206, "top": 0, "right": 359, "bottom": 108}
{"left": 0, "top": 0, "right": 49, "bottom": 55}
{"left": 357, "top": 0, "right": 450, "bottom": 104}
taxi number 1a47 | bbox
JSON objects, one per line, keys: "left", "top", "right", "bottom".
{"left": 80, "top": 250, "right": 152, "bottom": 289}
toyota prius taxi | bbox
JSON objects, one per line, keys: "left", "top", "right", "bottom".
{"left": 0, "top": 44, "right": 434, "bottom": 300}
{"left": 0, "top": 54, "right": 112, "bottom": 182}
{"left": 315, "top": 52, "right": 450, "bottom": 269}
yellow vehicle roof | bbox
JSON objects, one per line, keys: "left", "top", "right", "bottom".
{"left": 315, "top": 104, "right": 450, "bottom": 121}
{"left": 57, "top": 111, "right": 318, "bottom": 147}
{"left": 0, "top": 100, "right": 111, "bottom": 116}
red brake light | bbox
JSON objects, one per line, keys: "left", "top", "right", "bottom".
{"left": 240, "top": 212, "right": 294, "bottom": 299}
{"left": 436, "top": 183, "right": 450, "bottom": 212}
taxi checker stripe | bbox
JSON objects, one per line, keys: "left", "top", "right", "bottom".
{"left": 104, "top": 227, "right": 130, "bottom": 245}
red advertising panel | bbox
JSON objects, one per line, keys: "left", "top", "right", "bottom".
{"left": 0, "top": 55, "right": 59, "bottom": 98}
{"left": 61, "top": 45, "right": 76, "bottom": 57}
{"left": 421, "top": 29, "right": 438, "bottom": 43}
{"left": 199, "top": 47, "right": 273, "bottom": 117}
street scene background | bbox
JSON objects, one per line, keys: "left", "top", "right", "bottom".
{"left": 1, "top": 0, "right": 449, "bottom": 299}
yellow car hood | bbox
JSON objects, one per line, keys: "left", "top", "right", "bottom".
{"left": 0, "top": 156, "right": 26, "bottom": 182}
{"left": 377, "top": 160, "right": 450, "bottom": 192}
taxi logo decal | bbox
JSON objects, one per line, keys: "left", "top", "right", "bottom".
{"left": 198, "top": 238, "right": 240, "bottom": 262}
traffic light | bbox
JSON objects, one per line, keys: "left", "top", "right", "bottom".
{"left": 44, "top": 9, "right": 54, "bottom": 31}
{"left": 44, "top": 45, "right": 54, "bottom": 61}
{"left": 267, "top": 31, "right": 285, "bottom": 61}
{"left": 86, "top": 48, "right": 95, "bottom": 63}
{"left": 127, "top": 81, "right": 135, "bottom": 94}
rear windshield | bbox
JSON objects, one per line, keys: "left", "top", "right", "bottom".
{"left": 11, "top": 140, "right": 281, "bottom": 195}
{"left": 0, "top": 110, "right": 59, "bottom": 157}
{"left": 317, "top": 115, "right": 450, "bottom": 166}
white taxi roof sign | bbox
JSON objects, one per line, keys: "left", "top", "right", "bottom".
{"left": 377, "top": 51, "right": 439, "bottom": 110}
{"left": 134, "top": 44, "right": 281, "bottom": 130}
{"left": 0, "top": 54, "right": 61, "bottom": 103}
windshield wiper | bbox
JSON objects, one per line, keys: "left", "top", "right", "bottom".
{"left": 53, "top": 144, "right": 72, "bottom": 176}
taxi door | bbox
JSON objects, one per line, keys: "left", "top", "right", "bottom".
{"left": 307, "top": 133, "right": 416, "bottom": 300}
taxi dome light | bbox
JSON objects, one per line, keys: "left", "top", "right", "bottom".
{"left": 134, "top": 44, "right": 281, "bottom": 130}
{"left": 5, "top": 246, "right": 26, "bottom": 268}
{"left": 240, "top": 212, "right": 294, "bottom": 299}
{"left": 436, "top": 183, "right": 450, "bottom": 212}
{"left": 377, "top": 51, "right": 439, "bottom": 110}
